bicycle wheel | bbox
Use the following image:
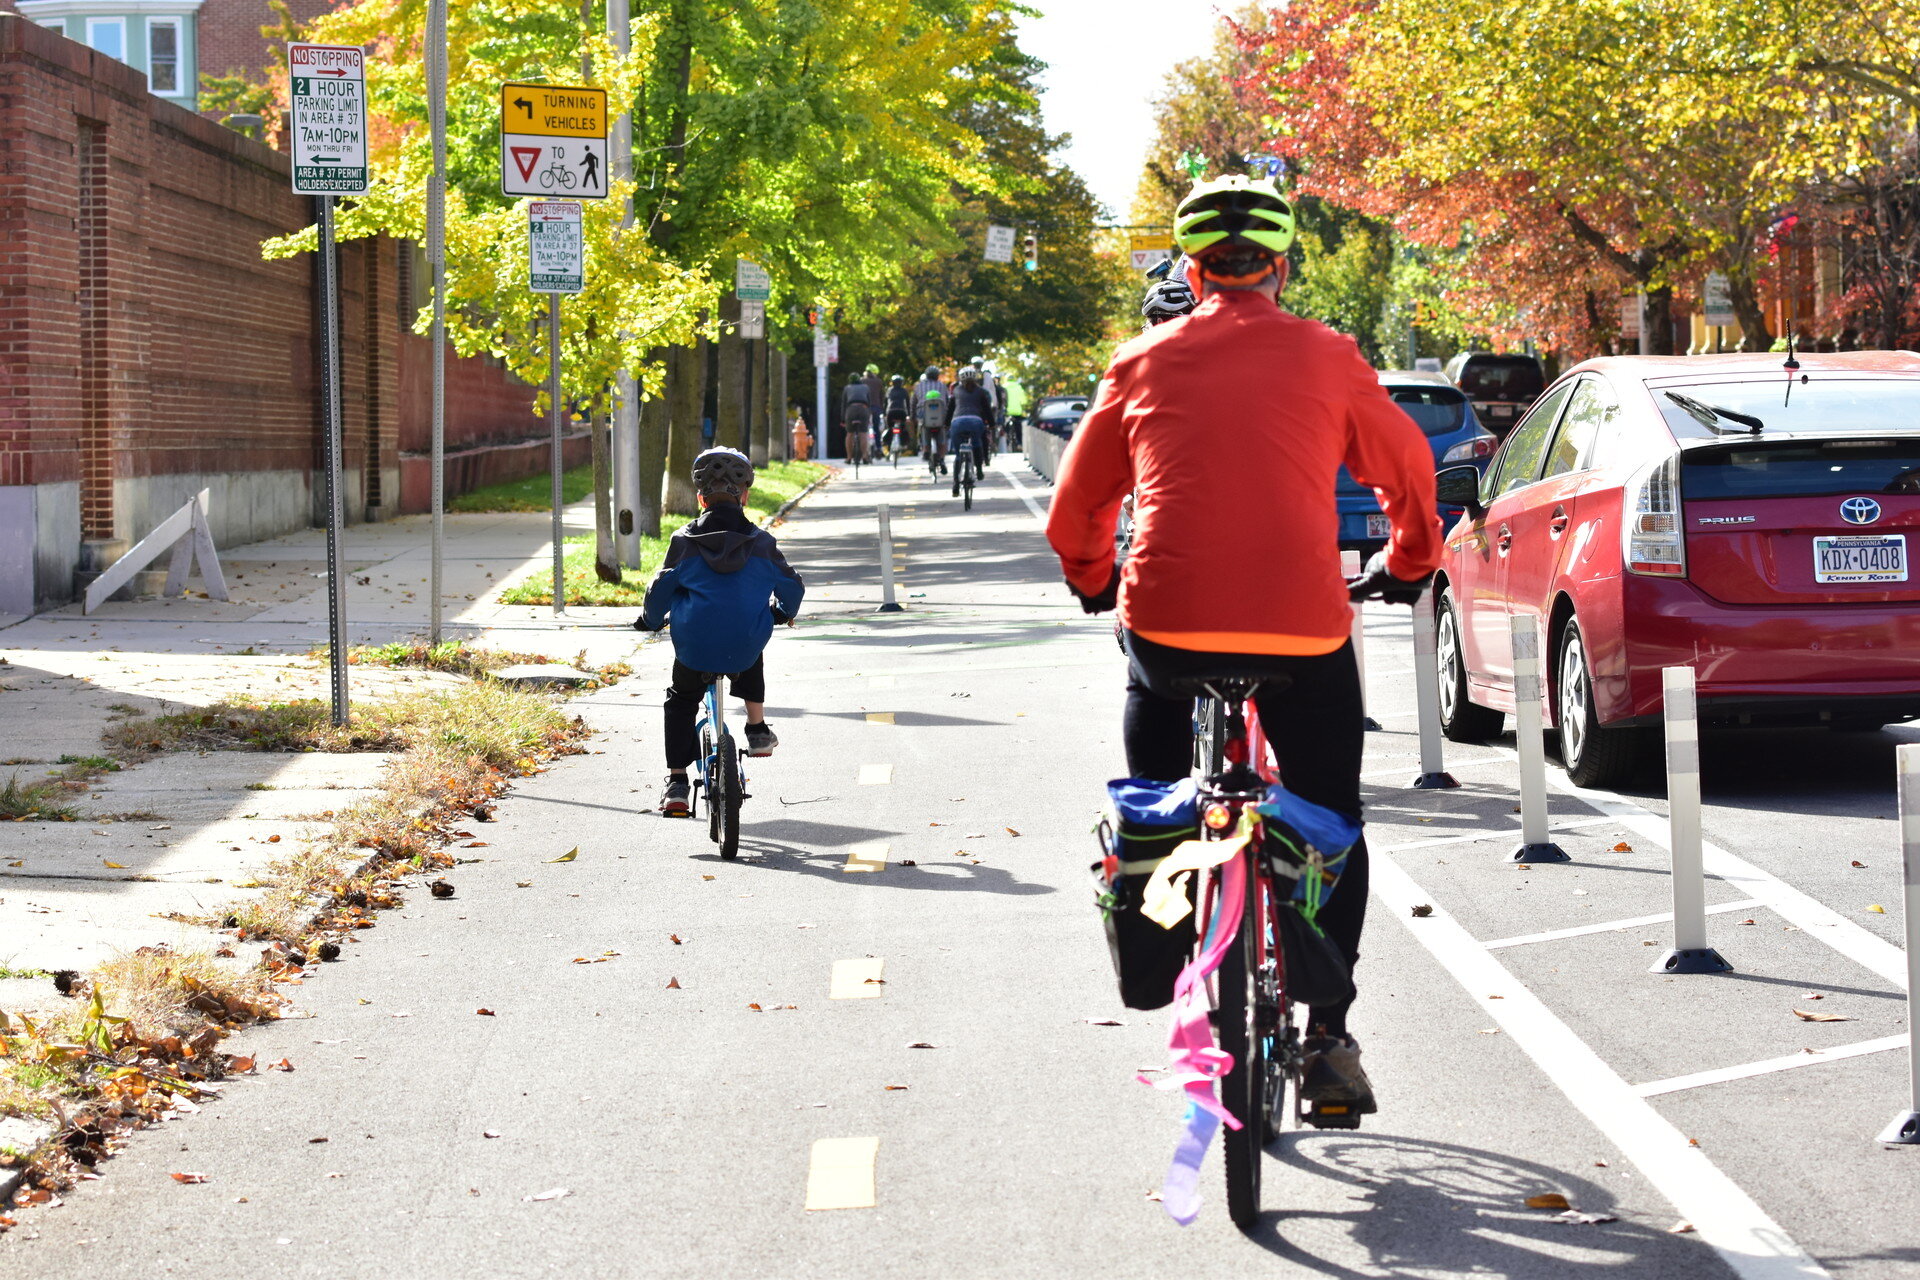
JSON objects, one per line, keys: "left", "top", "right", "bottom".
{"left": 1194, "top": 698, "right": 1226, "bottom": 778}
{"left": 702, "top": 728, "right": 720, "bottom": 842}
{"left": 1219, "top": 869, "right": 1269, "bottom": 1229}
{"left": 716, "top": 734, "right": 741, "bottom": 860}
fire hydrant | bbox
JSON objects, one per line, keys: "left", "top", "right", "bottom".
{"left": 790, "top": 416, "right": 813, "bottom": 461}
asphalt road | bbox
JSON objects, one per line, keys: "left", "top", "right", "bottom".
{"left": 7, "top": 458, "right": 1918, "bottom": 1279}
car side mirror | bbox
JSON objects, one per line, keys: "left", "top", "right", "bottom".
{"left": 1435, "top": 464, "right": 1485, "bottom": 517}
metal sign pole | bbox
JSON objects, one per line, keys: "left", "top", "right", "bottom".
{"left": 317, "top": 195, "right": 349, "bottom": 726}
{"left": 549, "top": 291, "right": 565, "bottom": 617}
{"left": 427, "top": 0, "right": 447, "bottom": 643}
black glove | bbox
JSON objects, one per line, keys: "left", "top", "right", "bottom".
{"left": 633, "top": 614, "right": 667, "bottom": 633}
{"left": 1346, "top": 549, "right": 1431, "bottom": 605}
{"left": 771, "top": 605, "right": 794, "bottom": 626}
{"left": 1068, "top": 561, "right": 1122, "bottom": 615}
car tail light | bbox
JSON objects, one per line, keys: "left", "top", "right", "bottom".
{"left": 1623, "top": 452, "right": 1686, "bottom": 577}
{"left": 1441, "top": 432, "right": 1497, "bottom": 463}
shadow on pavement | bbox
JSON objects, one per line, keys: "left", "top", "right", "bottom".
{"left": 1255, "top": 1133, "right": 1729, "bottom": 1277}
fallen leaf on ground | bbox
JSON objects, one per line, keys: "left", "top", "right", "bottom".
{"left": 267, "top": 834, "right": 281, "bottom": 843}
{"left": 1593, "top": 1160, "right": 1608, "bottom": 1168}
{"left": 1851, "top": 860, "right": 1866, "bottom": 868}
{"left": 1612, "top": 842, "right": 1633, "bottom": 852}
{"left": 669, "top": 934, "right": 683, "bottom": 945}
{"left": 169, "top": 1172, "right": 208, "bottom": 1184}
{"left": 1868, "top": 904, "right": 1887, "bottom": 913}
{"left": 748, "top": 1003, "right": 763, "bottom": 1012}
{"left": 483, "top": 1131, "right": 501, "bottom": 1139}
{"left": 548, "top": 848, "right": 579, "bottom": 863}
{"left": 516, "top": 881, "right": 532, "bottom": 888}
{"left": 908, "top": 1042, "right": 936, "bottom": 1049}
{"left": 1005, "top": 827, "right": 1021, "bottom": 837}
{"left": 1145, "top": 1189, "right": 1162, "bottom": 1201}
{"left": 308, "top": 1136, "right": 327, "bottom": 1144}
{"left": 666, "top": 977, "right": 682, "bottom": 989}
{"left": 465, "top": 841, "right": 489, "bottom": 848}
{"left": 701, "top": 874, "right": 715, "bottom": 881}
{"left": 1524, "top": 1193, "right": 1571, "bottom": 1210}
{"left": 103, "top": 861, "right": 127, "bottom": 869}
{"left": 1479, "top": 1029, "right": 1501, "bottom": 1035}
{"left": 1803, "top": 992, "right": 1825, "bottom": 1000}
{"left": 524, "top": 1188, "right": 569, "bottom": 1202}
{"left": 900, "top": 859, "right": 918, "bottom": 866}
{"left": 1687, "top": 1137, "right": 1700, "bottom": 1147}
{"left": 1084, "top": 1017, "right": 1124, "bottom": 1026}
{"left": 430, "top": 880, "right": 454, "bottom": 899}
{"left": 476, "top": 1008, "right": 496, "bottom": 1016}
{"left": 269, "top": 1057, "right": 295, "bottom": 1071}
{"left": 1792, "top": 1008, "right": 1852, "bottom": 1022}
{"left": 1670, "top": 1221, "right": 1696, "bottom": 1234}
{"left": 1738, "top": 918, "right": 1757, "bottom": 925}
{"left": 1409, "top": 904, "right": 1434, "bottom": 918}
{"left": 883, "top": 1084, "right": 908, "bottom": 1091}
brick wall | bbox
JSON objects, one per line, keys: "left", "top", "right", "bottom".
{"left": 0, "top": 15, "right": 542, "bottom": 613}
{"left": 196, "top": 0, "right": 333, "bottom": 80}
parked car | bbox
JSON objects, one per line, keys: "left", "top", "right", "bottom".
{"left": 1337, "top": 372, "right": 1497, "bottom": 552}
{"left": 1445, "top": 351, "right": 1546, "bottom": 438}
{"left": 1430, "top": 351, "right": 1920, "bottom": 787}
{"left": 1031, "top": 395, "right": 1091, "bottom": 437}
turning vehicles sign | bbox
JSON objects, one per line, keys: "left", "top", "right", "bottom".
{"left": 501, "top": 82, "right": 609, "bottom": 200}
{"left": 288, "top": 43, "right": 367, "bottom": 195}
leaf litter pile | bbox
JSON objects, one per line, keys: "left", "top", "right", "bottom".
{"left": 0, "top": 652, "right": 622, "bottom": 1228}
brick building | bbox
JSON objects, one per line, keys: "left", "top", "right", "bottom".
{"left": 0, "top": 17, "right": 571, "bottom": 618}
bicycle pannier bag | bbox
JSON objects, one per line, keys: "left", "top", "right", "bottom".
{"left": 1257, "top": 784, "right": 1361, "bottom": 1008}
{"left": 1092, "top": 777, "right": 1199, "bottom": 1010}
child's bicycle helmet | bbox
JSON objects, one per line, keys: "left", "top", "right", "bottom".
{"left": 693, "top": 446, "right": 755, "bottom": 498}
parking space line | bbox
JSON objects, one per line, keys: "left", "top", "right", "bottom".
{"left": 804, "top": 1136, "right": 879, "bottom": 1211}
{"left": 1373, "top": 848, "right": 1831, "bottom": 1280}
{"left": 1634, "top": 1036, "right": 1910, "bottom": 1098}
{"left": 858, "top": 763, "right": 893, "bottom": 785}
{"left": 829, "top": 957, "right": 886, "bottom": 999}
{"left": 1482, "top": 899, "right": 1765, "bottom": 950}
{"left": 842, "top": 842, "right": 889, "bottom": 873}
{"left": 1379, "top": 815, "right": 1617, "bottom": 853}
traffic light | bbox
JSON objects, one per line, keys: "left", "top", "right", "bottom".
{"left": 1022, "top": 233, "right": 1038, "bottom": 272}
{"left": 805, "top": 307, "right": 821, "bottom": 328}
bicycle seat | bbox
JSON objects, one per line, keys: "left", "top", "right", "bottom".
{"left": 1168, "top": 669, "right": 1294, "bottom": 700}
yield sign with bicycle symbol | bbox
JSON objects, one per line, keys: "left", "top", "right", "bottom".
{"left": 499, "top": 82, "right": 609, "bottom": 200}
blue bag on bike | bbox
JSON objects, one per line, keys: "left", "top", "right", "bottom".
{"left": 1092, "top": 778, "right": 1200, "bottom": 1011}
{"left": 1256, "top": 784, "right": 1360, "bottom": 1008}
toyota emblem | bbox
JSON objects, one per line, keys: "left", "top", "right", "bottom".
{"left": 1841, "top": 496, "right": 1883, "bottom": 525}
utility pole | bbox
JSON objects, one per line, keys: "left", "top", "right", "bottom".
{"left": 426, "top": 0, "right": 447, "bottom": 640}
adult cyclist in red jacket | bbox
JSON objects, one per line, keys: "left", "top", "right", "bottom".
{"left": 1045, "top": 175, "right": 1444, "bottom": 1120}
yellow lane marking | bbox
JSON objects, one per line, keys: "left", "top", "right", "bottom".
{"left": 866, "top": 712, "right": 895, "bottom": 724}
{"left": 843, "top": 841, "right": 889, "bottom": 873}
{"left": 858, "top": 763, "right": 893, "bottom": 785}
{"left": 829, "top": 956, "right": 885, "bottom": 998}
{"left": 805, "top": 1137, "right": 879, "bottom": 1211}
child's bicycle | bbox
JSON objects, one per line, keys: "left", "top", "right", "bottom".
{"left": 687, "top": 672, "right": 745, "bottom": 859}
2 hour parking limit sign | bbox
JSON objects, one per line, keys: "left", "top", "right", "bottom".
{"left": 288, "top": 43, "right": 367, "bottom": 195}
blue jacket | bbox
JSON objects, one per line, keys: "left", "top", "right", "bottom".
{"left": 638, "top": 504, "right": 805, "bottom": 674}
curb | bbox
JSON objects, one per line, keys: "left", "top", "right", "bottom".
{"left": 768, "top": 469, "right": 832, "bottom": 527}
{"left": 0, "top": 1117, "right": 56, "bottom": 1205}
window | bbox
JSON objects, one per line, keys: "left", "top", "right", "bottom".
{"left": 1489, "top": 381, "right": 1572, "bottom": 497}
{"left": 1384, "top": 384, "right": 1468, "bottom": 436}
{"left": 85, "top": 16, "right": 125, "bottom": 61}
{"left": 1540, "top": 378, "right": 1616, "bottom": 480}
{"left": 36, "top": 17, "right": 66, "bottom": 31}
{"left": 147, "top": 18, "right": 180, "bottom": 93}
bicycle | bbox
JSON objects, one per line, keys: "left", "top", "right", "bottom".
{"left": 887, "top": 422, "right": 906, "bottom": 467}
{"left": 952, "top": 442, "right": 976, "bottom": 510}
{"left": 538, "top": 158, "right": 577, "bottom": 191}
{"left": 686, "top": 672, "right": 745, "bottom": 859}
{"left": 847, "top": 428, "right": 868, "bottom": 477}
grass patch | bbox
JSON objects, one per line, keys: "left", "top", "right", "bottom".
{"left": 316, "top": 639, "right": 632, "bottom": 687}
{"left": 499, "top": 460, "right": 828, "bottom": 607}
{"left": 0, "top": 773, "right": 76, "bottom": 821}
{"left": 56, "top": 755, "right": 120, "bottom": 772}
{"left": 449, "top": 462, "right": 598, "bottom": 513}
{"left": 0, "top": 967, "right": 51, "bottom": 981}
{"left": 104, "top": 701, "right": 407, "bottom": 757}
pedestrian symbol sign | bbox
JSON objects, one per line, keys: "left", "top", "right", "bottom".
{"left": 529, "top": 202, "right": 584, "bottom": 295}
{"left": 288, "top": 43, "right": 367, "bottom": 195}
{"left": 500, "top": 82, "right": 608, "bottom": 200}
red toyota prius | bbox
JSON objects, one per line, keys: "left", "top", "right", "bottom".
{"left": 1430, "top": 351, "right": 1920, "bottom": 787}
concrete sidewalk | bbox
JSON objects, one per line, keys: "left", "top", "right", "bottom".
{"left": 0, "top": 497, "right": 667, "bottom": 1009}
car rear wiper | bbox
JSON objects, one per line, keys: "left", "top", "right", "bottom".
{"left": 1664, "top": 390, "right": 1764, "bottom": 434}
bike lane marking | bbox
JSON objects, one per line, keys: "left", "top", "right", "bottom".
{"left": 1481, "top": 898, "right": 1765, "bottom": 950}
{"left": 829, "top": 957, "right": 886, "bottom": 999}
{"left": 998, "top": 463, "right": 1049, "bottom": 524}
{"left": 1371, "top": 848, "right": 1832, "bottom": 1280}
{"left": 1634, "top": 1035, "right": 1909, "bottom": 1098}
{"left": 842, "top": 842, "right": 888, "bottom": 873}
{"left": 866, "top": 712, "right": 895, "bottom": 724}
{"left": 805, "top": 1136, "right": 880, "bottom": 1210}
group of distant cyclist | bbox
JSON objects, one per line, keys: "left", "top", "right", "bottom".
{"left": 839, "top": 357, "right": 1018, "bottom": 498}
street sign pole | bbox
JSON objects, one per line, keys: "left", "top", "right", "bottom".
{"left": 814, "top": 315, "right": 828, "bottom": 457}
{"left": 317, "top": 195, "right": 349, "bottom": 724}
{"left": 288, "top": 42, "right": 367, "bottom": 727}
{"left": 427, "top": 0, "right": 447, "bottom": 642}
{"left": 548, "top": 291, "right": 565, "bottom": 617}
{"left": 529, "top": 200, "right": 583, "bottom": 616}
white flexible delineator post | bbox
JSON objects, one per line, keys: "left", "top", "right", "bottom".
{"left": 876, "top": 503, "right": 903, "bottom": 614}
{"left": 1509, "top": 614, "right": 1568, "bottom": 863}
{"left": 1880, "top": 743, "right": 1920, "bottom": 1143}
{"left": 1340, "top": 550, "right": 1382, "bottom": 731}
{"left": 1409, "top": 585, "right": 1458, "bottom": 789}
{"left": 1653, "top": 665, "right": 1730, "bottom": 973}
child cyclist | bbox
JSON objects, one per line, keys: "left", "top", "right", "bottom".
{"left": 636, "top": 447, "right": 805, "bottom": 816}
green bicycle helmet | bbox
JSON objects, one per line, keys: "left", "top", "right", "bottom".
{"left": 1174, "top": 175, "right": 1296, "bottom": 260}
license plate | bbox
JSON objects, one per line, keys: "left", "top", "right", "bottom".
{"left": 1814, "top": 534, "right": 1908, "bottom": 584}
{"left": 1366, "top": 514, "right": 1392, "bottom": 539}
{"left": 1489, "top": 404, "right": 1514, "bottom": 419}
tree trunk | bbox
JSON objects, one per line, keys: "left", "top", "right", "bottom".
{"left": 716, "top": 295, "right": 744, "bottom": 458}
{"left": 1728, "top": 272, "right": 1773, "bottom": 352}
{"left": 1644, "top": 284, "right": 1677, "bottom": 355}
{"left": 665, "top": 336, "right": 707, "bottom": 516}
{"left": 753, "top": 337, "right": 774, "bottom": 466}
{"left": 590, "top": 405, "right": 619, "bottom": 583}
{"left": 636, "top": 351, "right": 668, "bottom": 538}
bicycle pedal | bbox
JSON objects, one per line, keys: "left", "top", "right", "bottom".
{"left": 1304, "top": 1103, "right": 1363, "bottom": 1131}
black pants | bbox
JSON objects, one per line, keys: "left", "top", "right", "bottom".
{"left": 1122, "top": 631, "right": 1370, "bottom": 1039}
{"left": 664, "top": 657, "right": 765, "bottom": 770}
